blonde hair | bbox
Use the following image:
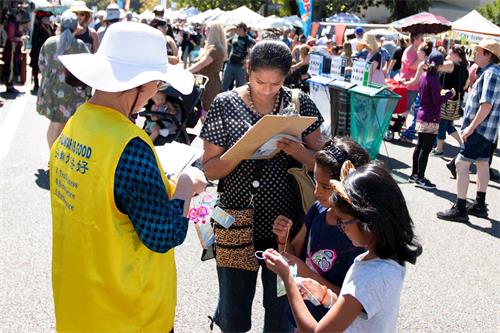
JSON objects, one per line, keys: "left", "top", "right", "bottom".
{"left": 299, "top": 44, "right": 310, "bottom": 60}
{"left": 205, "top": 22, "right": 227, "bottom": 59}
{"left": 364, "top": 34, "right": 379, "bottom": 52}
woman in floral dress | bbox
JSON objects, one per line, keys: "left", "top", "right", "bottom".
{"left": 36, "top": 10, "right": 90, "bottom": 149}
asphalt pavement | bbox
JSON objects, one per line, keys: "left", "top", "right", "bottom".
{"left": 0, "top": 86, "right": 498, "bottom": 332}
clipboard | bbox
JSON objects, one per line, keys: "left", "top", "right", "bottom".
{"left": 220, "top": 115, "right": 317, "bottom": 160}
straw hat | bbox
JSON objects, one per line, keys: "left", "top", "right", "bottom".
{"left": 475, "top": 39, "right": 500, "bottom": 58}
{"left": 69, "top": 1, "right": 93, "bottom": 13}
{"left": 59, "top": 22, "right": 194, "bottom": 94}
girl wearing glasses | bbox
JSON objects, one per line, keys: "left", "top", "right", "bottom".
{"left": 265, "top": 162, "right": 422, "bottom": 333}
{"left": 272, "top": 137, "right": 369, "bottom": 326}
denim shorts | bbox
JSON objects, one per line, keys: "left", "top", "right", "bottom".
{"left": 437, "top": 118, "right": 457, "bottom": 140}
{"left": 458, "top": 131, "right": 492, "bottom": 162}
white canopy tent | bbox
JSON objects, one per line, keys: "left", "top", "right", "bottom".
{"left": 30, "top": 0, "right": 52, "bottom": 8}
{"left": 188, "top": 8, "right": 224, "bottom": 24}
{"left": 215, "top": 6, "right": 264, "bottom": 27}
{"left": 452, "top": 10, "right": 500, "bottom": 38}
{"left": 138, "top": 10, "right": 154, "bottom": 22}
{"left": 283, "top": 15, "right": 304, "bottom": 29}
{"left": 254, "top": 15, "right": 294, "bottom": 30}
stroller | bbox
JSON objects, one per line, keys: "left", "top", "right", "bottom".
{"left": 384, "top": 79, "right": 408, "bottom": 142}
{"left": 139, "top": 74, "right": 209, "bottom": 146}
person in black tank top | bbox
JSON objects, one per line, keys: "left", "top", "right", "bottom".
{"left": 70, "top": 1, "right": 98, "bottom": 53}
{"left": 433, "top": 46, "right": 469, "bottom": 155}
{"left": 150, "top": 18, "right": 180, "bottom": 65}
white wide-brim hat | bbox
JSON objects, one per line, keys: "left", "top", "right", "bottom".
{"left": 59, "top": 22, "right": 194, "bottom": 94}
{"left": 69, "top": 1, "right": 93, "bottom": 13}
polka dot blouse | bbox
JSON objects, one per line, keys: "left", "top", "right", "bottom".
{"left": 200, "top": 87, "right": 323, "bottom": 240}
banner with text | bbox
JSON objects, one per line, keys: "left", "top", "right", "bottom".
{"left": 297, "top": 0, "right": 313, "bottom": 36}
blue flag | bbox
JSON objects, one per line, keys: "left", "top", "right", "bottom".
{"left": 297, "top": 0, "right": 313, "bottom": 36}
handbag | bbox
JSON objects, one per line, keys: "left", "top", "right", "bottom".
{"left": 212, "top": 160, "right": 264, "bottom": 272}
{"left": 213, "top": 207, "right": 259, "bottom": 271}
{"left": 287, "top": 89, "right": 316, "bottom": 216}
{"left": 440, "top": 65, "right": 462, "bottom": 121}
{"left": 288, "top": 165, "right": 316, "bottom": 215}
{"left": 440, "top": 96, "right": 461, "bottom": 120}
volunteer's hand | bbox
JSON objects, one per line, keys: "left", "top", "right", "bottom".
{"left": 296, "top": 277, "right": 327, "bottom": 302}
{"left": 461, "top": 125, "right": 474, "bottom": 142}
{"left": 263, "top": 249, "right": 291, "bottom": 279}
{"left": 272, "top": 215, "right": 292, "bottom": 244}
{"left": 276, "top": 138, "right": 304, "bottom": 158}
{"left": 178, "top": 167, "right": 207, "bottom": 197}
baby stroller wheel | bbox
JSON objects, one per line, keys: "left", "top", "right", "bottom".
{"left": 384, "top": 130, "right": 394, "bottom": 142}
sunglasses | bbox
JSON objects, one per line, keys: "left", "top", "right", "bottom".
{"left": 337, "top": 218, "right": 359, "bottom": 233}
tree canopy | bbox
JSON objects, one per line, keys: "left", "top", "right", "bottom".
{"left": 477, "top": 0, "right": 500, "bottom": 25}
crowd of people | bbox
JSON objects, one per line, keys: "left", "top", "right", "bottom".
{"left": 0, "top": 2, "right": 498, "bottom": 332}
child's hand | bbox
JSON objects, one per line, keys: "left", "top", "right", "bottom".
{"left": 272, "top": 215, "right": 292, "bottom": 244}
{"left": 296, "top": 277, "right": 327, "bottom": 303}
{"left": 263, "top": 249, "right": 291, "bottom": 279}
{"left": 151, "top": 115, "right": 158, "bottom": 121}
{"left": 282, "top": 253, "right": 309, "bottom": 276}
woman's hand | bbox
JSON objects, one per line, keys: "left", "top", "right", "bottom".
{"left": 272, "top": 215, "right": 292, "bottom": 244}
{"left": 296, "top": 277, "right": 327, "bottom": 303}
{"left": 263, "top": 249, "right": 292, "bottom": 279}
{"left": 168, "top": 56, "right": 180, "bottom": 65}
{"left": 276, "top": 137, "right": 305, "bottom": 158}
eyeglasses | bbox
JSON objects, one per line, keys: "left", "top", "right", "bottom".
{"left": 337, "top": 218, "right": 359, "bottom": 233}
{"left": 76, "top": 12, "right": 87, "bottom": 17}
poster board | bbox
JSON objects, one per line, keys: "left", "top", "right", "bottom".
{"left": 331, "top": 56, "right": 347, "bottom": 80}
{"left": 220, "top": 115, "right": 317, "bottom": 161}
{"left": 351, "top": 60, "right": 370, "bottom": 86}
{"left": 308, "top": 54, "right": 323, "bottom": 76}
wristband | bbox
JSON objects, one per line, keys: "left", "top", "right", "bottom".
{"left": 324, "top": 290, "right": 335, "bottom": 309}
{"left": 320, "top": 286, "right": 329, "bottom": 306}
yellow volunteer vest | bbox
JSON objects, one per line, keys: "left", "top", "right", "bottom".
{"left": 50, "top": 103, "right": 177, "bottom": 332}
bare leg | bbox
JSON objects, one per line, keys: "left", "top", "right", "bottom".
{"left": 149, "top": 124, "right": 160, "bottom": 142}
{"left": 436, "top": 139, "right": 444, "bottom": 153}
{"left": 456, "top": 158, "right": 471, "bottom": 200}
{"left": 47, "top": 121, "right": 66, "bottom": 149}
{"left": 450, "top": 131, "right": 463, "bottom": 146}
{"left": 476, "top": 161, "right": 490, "bottom": 193}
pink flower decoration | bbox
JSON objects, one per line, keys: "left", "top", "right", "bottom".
{"left": 196, "top": 206, "right": 210, "bottom": 218}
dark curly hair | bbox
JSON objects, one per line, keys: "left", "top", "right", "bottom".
{"left": 333, "top": 162, "right": 423, "bottom": 265}
{"left": 248, "top": 40, "right": 292, "bottom": 76}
